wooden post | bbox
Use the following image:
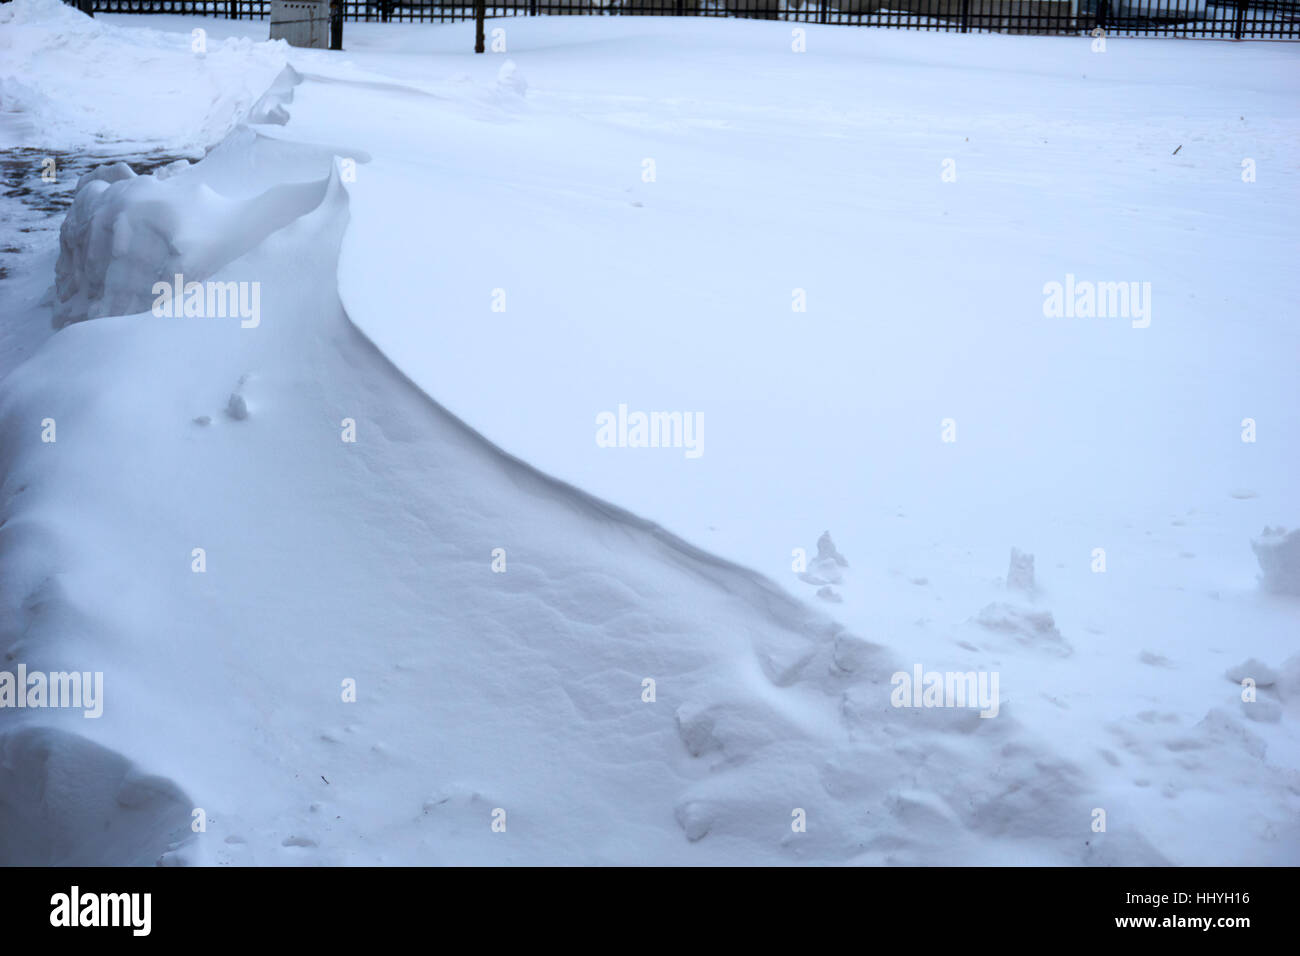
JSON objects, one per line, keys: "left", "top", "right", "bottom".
{"left": 475, "top": 0, "right": 486, "bottom": 54}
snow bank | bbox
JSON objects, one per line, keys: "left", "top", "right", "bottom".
{"left": 0, "top": 0, "right": 289, "bottom": 152}
{"left": 0, "top": 41, "right": 1134, "bottom": 867}
{"left": 5, "top": 141, "right": 1126, "bottom": 861}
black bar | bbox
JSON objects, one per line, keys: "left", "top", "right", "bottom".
{"left": 7, "top": 866, "right": 1288, "bottom": 943}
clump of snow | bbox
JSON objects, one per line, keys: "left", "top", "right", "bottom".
{"left": 154, "top": 159, "right": 194, "bottom": 182}
{"left": 1251, "top": 526, "right": 1300, "bottom": 596}
{"left": 816, "top": 585, "right": 842, "bottom": 603}
{"left": 225, "top": 392, "right": 249, "bottom": 421}
{"left": 73, "top": 162, "right": 136, "bottom": 192}
{"left": 1278, "top": 655, "right": 1300, "bottom": 712}
{"left": 797, "top": 531, "right": 848, "bottom": 601}
{"left": 496, "top": 59, "right": 528, "bottom": 97}
{"left": 245, "top": 65, "right": 301, "bottom": 126}
{"left": 1192, "top": 708, "right": 1267, "bottom": 761}
{"left": 973, "top": 602, "right": 1071, "bottom": 657}
{"left": 1242, "top": 699, "right": 1283, "bottom": 724}
{"left": 1007, "top": 547, "right": 1036, "bottom": 594}
{"left": 798, "top": 530, "right": 848, "bottom": 585}
{"left": 1226, "top": 657, "right": 1280, "bottom": 688}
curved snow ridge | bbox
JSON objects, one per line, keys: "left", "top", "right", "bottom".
{"left": 51, "top": 66, "right": 360, "bottom": 330}
{"left": 54, "top": 167, "right": 331, "bottom": 328}
{"left": 0, "top": 68, "right": 1150, "bottom": 866}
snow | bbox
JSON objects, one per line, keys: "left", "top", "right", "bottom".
{"left": 1, "top": 1, "right": 1297, "bottom": 865}
{"left": 0, "top": 0, "right": 289, "bottom": 153}
{"left": 1252, "top": 527, "right": 1300, "bottom": 596}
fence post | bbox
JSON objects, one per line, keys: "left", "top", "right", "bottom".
{"left": 229, "top": 0, "right": 237, "bottom": 20}
{"left": 475, "top": 0, "right": 486, "bottom": 52}
{"left": 1232, "top": 0, "right": 1247, "bottom": 39}
{"left": 330, "top": 0, "right": 344, "bottom": 49}
{"left": 1095, "top": 0, "right": 1107, "bottom": 31}
{"left": 530, "top": 0, "right": 538, "bottom": 14}
{"left": 960, "top": 0, "right": 969, "bottom": 32}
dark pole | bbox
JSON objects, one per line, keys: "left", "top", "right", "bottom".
{"left": 331, "top": 0, "right": 344, "bottom": 50}
{"left": 475, "top": 0, "right": 486, "bottom": 53}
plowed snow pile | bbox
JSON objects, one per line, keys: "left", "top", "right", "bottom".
{"left": 1, "top": 2, "right": 1296, "bottom": 864}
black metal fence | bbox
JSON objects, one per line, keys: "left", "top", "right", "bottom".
{"left": 86, "top": 0, "right": 1300, "bottom": 39}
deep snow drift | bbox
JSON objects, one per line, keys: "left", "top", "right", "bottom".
{"left": 1, "top": 1, "right": 1297, "bottom": 864}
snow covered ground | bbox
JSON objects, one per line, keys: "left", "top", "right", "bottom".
{"left": 1, "top": 0, "right": 1297, "bottom": 865}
